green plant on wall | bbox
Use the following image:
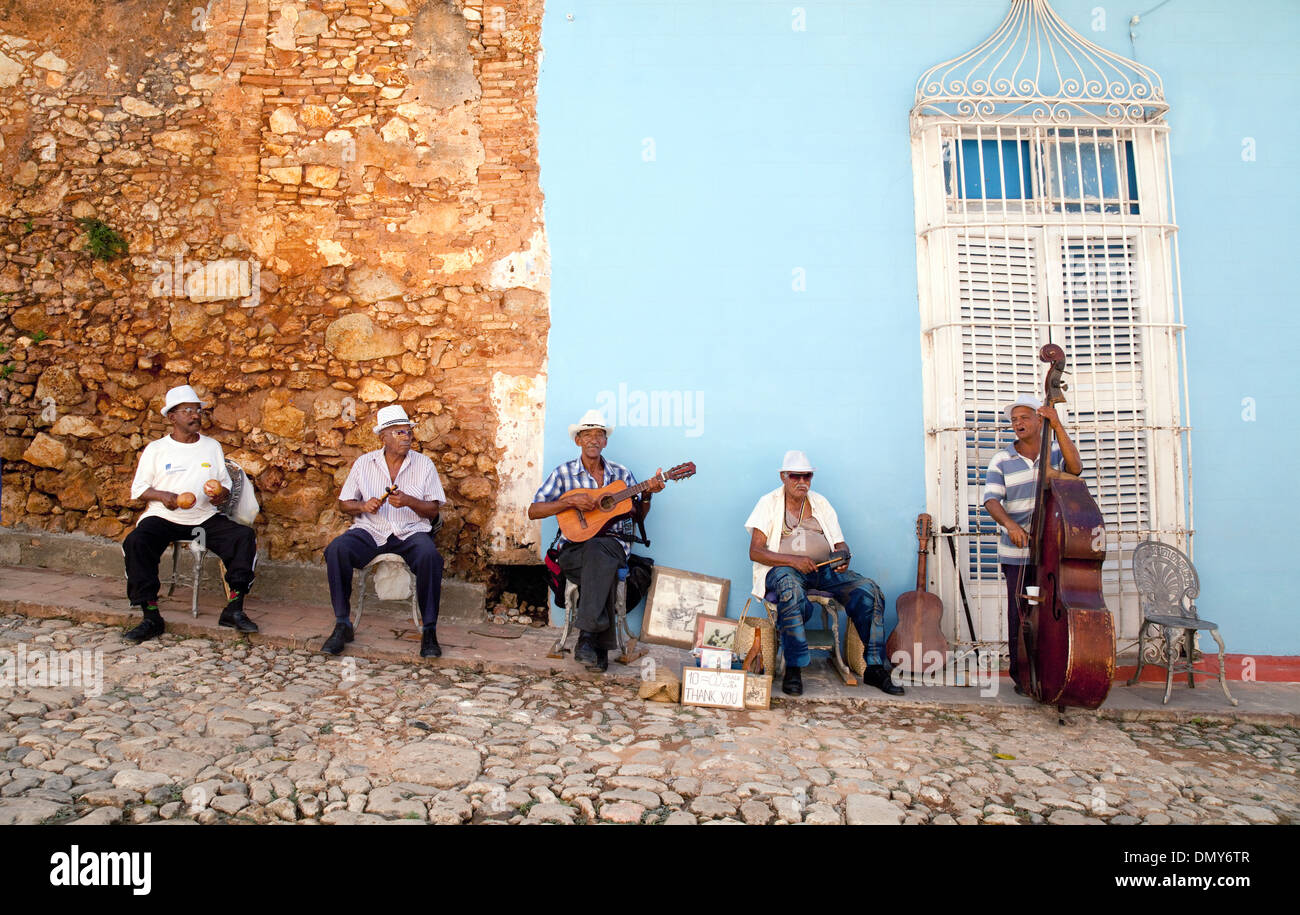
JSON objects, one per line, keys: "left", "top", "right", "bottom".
{"left": 76, "top": 217, "right": 128, "bottom": 261}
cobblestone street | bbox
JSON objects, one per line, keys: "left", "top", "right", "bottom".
{"left": 2, "top": 615, "right": 1296, "bottom": 827}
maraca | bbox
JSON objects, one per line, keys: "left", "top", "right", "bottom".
{"left": 203, "top": 479, "right": 222, "bottom": 498}
{"left": 176, "top": 492, "right": 196, "bottom": 509}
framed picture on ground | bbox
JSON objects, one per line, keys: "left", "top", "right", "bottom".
{"left": 639, "top": 566, "right": 731, "bottom": 649}
{"left": 694, "top": 614, "right": 739, "bottom": 653}
{"left": 744, "top": 673, "right": 773, "bottom": 710}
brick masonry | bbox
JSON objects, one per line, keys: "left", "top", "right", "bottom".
{"left": 0, "top": 0, "right": 549, "bottom": 581}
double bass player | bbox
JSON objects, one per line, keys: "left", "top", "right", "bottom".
{"left": 982, "top": 394, "right": 1082, "bottom": 695}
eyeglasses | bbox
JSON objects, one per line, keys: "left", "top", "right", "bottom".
{"left": 171, "top": 406, "right": 202, "bottom": 415}
{"left": 384, "top": 428, "right": 413, "bottom": 438}
{"left": 786, "top": 472, "right": 813, "bottom": 481}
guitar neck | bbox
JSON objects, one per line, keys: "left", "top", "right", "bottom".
{"left": 608, "top": 476, "right": 664, "bottom": 505}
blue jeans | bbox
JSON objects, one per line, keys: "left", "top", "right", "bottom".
{"left": 765, "top": 565, "right": 887, "bottom": 669}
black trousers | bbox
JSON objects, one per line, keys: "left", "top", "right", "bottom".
{"left": 557, "top": 536, "right": 625, "bottom": 649}
{"left": 123, "top": 514, "right": 257, "bottom": 607}
{"left": 1002, "top": 562, "right": 1029, "bottom": 686}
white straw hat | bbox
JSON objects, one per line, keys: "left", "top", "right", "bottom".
{"left": 161, "top": 384, "right": 209, "bottom": 417}
{"left": 1004, "top": 394, "right": 1042, "bottom": 421}
{"left": 780, "top": 450, "right": 816, "bottom": 473}
{"left": 372, "top": 404, "right": 414, "bottom": 434}
{"left": 568, "top": 409, "right": 612, "bottom": 444}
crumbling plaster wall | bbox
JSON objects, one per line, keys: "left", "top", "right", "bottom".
{"left": 0, "top": 0, "right": 548, "bottom": 579}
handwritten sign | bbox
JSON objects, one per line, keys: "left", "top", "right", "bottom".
{"left": 681, "top": 667, "right": 746, "bottom": 710}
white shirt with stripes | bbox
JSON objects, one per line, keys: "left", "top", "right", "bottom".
{"left": 339, "top": 448, "right": 446, "bottom": 546}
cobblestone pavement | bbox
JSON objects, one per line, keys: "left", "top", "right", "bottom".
{"left": 1, "top": 616, "right": 1296, "bottom": 826}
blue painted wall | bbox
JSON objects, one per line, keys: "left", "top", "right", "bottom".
{"left": 534, "top": 1, "right": 1300, "bottom": 655}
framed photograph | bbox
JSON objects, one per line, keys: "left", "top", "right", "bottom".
{"left": 681, "top": 667, "right": 747, "bottom": 710}
{"left": 639, "top": 566, "right": 731, "bottom": 650}
{"left": 700, "top": 647, "right": 731, "bottom": 670}
{"left": 744, "top": 673, "right": 773, "bottom": 710}
{"left": 694, "top": 614, "right": 738, "bottom": 653}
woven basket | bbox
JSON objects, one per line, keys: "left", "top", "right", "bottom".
{"left": 637, "top": 666, "right": 681, "bottom": 703}
{"left": 735, "top": 598, "right": 777, "bottom": 676}
{"left": 846, "top": 627, "right": 867, "bottom": 678}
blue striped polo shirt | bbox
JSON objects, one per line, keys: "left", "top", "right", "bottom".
{"left": 982, "top": 443, "right": 1064, "bottom": 565}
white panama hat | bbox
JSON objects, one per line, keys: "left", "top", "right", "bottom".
{"left": 161, "top": 384, "right": 209, "bottom": 417}
{"left": 1004, "top": 394, "right": 1042, "bottom": 421}
{"left": 372, "top": 404, "right": 415, "bottom": 434}
{"left": 568, "top": 409, "right": 612, "bottom": 444}
{"left": 780, "top": 450, "right": 816, "bottom": 473}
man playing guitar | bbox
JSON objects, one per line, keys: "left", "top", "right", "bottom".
{"left": 529, "top": 410, "right": 665, "bottom": 672}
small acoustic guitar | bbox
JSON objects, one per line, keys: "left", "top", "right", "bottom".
{"left": 556, "top": 462, "right": 696, "bottom": 542}
{"left": 885, "top": 513, "right": 950, "bottom": 673}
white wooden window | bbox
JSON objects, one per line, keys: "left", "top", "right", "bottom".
{"left": 911, "top": 118, "right": 1191, "bottom": 660}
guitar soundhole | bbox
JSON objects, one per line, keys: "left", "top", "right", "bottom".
{"left": 599, "top": 495, "right": 616, "bottom": 512}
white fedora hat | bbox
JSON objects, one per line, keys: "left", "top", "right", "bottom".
{"left": 161, "top": 384, "right": 209, "bottom": 417}
{"left": 373, "top": 404, "right": 415, "bottom": 434}
{"left": 568, "top": 409, "right": 612, "bottom": 444}
{"left": 1004, "top": 394, "right": 1042, "bottom": 421}
{"left": 780, "top": 450, "right": 816, "bottom": 473}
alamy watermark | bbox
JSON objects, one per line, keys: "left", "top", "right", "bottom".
{"left": 890, "top": 643, "right": 1001, "bottom": 697}
{"left": 149, "top": 253, "right": 261, "bottom": 309}
{"left": 1, "top": 643, "right": 104, "bottom": 697}
{"left": 595, "top": 383, "right": 704, "bottom": 438}
{"left": 49, "top": 846, "right": 151, "bottom": 895}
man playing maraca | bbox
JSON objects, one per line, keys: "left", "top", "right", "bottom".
{"left": 121, "top": 384, "right": 259, "bottom": 642}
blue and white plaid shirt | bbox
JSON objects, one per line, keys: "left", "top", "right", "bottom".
{"left": 533, "top": 456, "right": 639, "bottom": 552}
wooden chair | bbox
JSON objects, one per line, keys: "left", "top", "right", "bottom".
{"left": 1128, "top": 540, "right": 1237, "bottom": 706}
{"left": 765, "top": 589, "right": 857, "bottom": 686}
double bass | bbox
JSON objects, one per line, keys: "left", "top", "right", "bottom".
{"left": 1017, "top": 344, "right": 1115, "bottom": 715}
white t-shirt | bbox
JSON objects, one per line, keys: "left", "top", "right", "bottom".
{"left": 130, "top": 434, "right": 233, "bottom": 527}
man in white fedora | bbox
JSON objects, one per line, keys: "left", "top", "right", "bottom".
{"left": 982, "top": 394, "right": 1082, "bottom": 694}
{"left": 745, "top": 450, "right": 903, "bottom": 697}
{"left": 528, "top": 409, "right": 664, "bottom": 672}
{"left": 323, "top": 404, "right": 447, "bottom": 658}
{"left": 121, "top": 384, "right": 259, "bottom": 642}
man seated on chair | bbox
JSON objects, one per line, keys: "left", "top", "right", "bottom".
{"left": 981, "top": 394, "right": 1082, "bottom": 696}
{"left": 121, "top": 384, "right": 258, "bottom": 643}
{"left": 528, "top": 409, "right": 665, "bottom": 672}
{"left": 322, "top": 404, "right": 446, "bottom": 659}
{"left": 745, "top": 450, "right": 903, "bottom": 697}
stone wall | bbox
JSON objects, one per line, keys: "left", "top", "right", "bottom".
{"left": 0, "top": 0, "right": 548, "bottom": 580}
